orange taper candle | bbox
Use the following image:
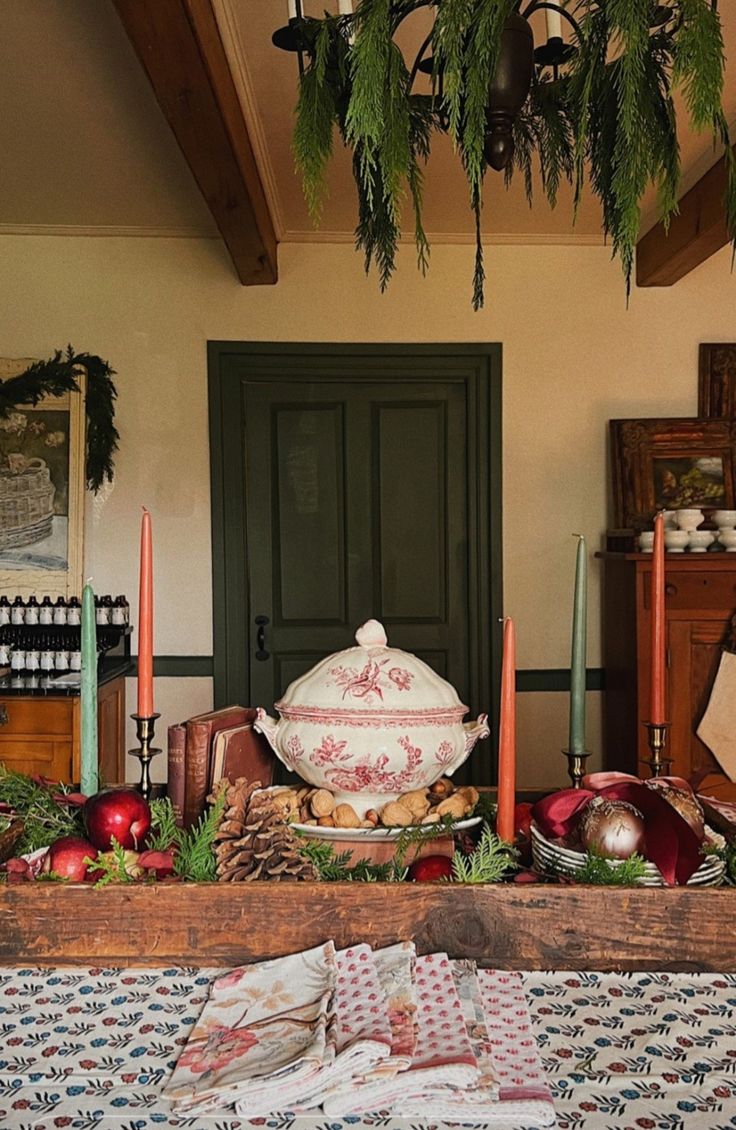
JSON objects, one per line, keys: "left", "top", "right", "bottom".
{"left": 649, "top": 511, "right": 666, "bottom": 724}
{"left": 496, "top": 616, "right": 516, "bottom": 842}
{"left": 137, "top": 508, "right": 154, "bottom": 717}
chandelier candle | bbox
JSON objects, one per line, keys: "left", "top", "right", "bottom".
{"left": 496, "top": 617, "right": 516, "bottom": 843}
{"left": 568, "top": 535, "right": 587, "bottom": 754}
{"left": 650, "top": 512, "right": 666, "bottom": 725}
{"left": 545, "top": 2, "right": 562, "bottom": 40}
{"left": 80, "top": 583, "right": 98, "bottom": 797}
{"left": 137, "top": 508, "right": 154, "bottom": 717}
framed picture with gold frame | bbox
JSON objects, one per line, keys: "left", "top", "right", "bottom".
{"left": 699, "top": 344, "right": 736, "bottom": 418}
{"left": 0, "top": 359, "right": 85, "bottom": 599}
{"left": 610, "top": 416, "right": 736, "bottom": 529}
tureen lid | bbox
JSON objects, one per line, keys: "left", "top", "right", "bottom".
{"left": 275, "top": 619, "right": 467, "bottom": 715}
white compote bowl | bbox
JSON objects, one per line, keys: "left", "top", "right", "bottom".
{"left": 713, "top": 510, "right": 736, "bottom": 530}
{"left": 688, "top": 530, "right": 714, "bottom": 553}
{"left": 664, "top": 529, "right": 689, "bottom": 553}
{"left": 638, "top": 531, "right": 655, "bottom": 552}
{"left": 719, "top": 530, "right": 736, "bottom": 553}
{"left": 675, "top": 508, "right": 704, "bottom": 531}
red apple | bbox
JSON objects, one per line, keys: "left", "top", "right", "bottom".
{"left": 84, "top": 787, "right": 151, "bottom": 851}
{"left": 407, "top": 854, "right": 453, "bottom": 882}
{"left": 42, "top": 835, "right": 98, "bottom": 882}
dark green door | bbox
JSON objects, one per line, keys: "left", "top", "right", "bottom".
{"left": 209, "top": 344, "right": 502, "bottom": 784}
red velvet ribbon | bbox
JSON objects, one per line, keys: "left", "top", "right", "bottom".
{"left": 532, "top": 774, "right": 704, "bottom": 886}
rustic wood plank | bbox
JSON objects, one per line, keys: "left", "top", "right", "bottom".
{"left": 114, "top": 0, "right": 277, "bottom": 286}
{"left": 636, "top": 152, "right": 733, "bottom": 287}
{"left": 1, "top": 883, "right": 733, "bottom": 971}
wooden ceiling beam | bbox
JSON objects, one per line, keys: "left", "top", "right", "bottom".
{"left": 636, "top": 150, "right": 733, "bottom": 288}
{"left": 114, "top": 0, "right": 277, "bottom": 286}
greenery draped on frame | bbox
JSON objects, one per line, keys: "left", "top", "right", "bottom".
{"left": 292, "top": 0, "right": 736, "bottom": 308}
{"left": 0, "top": 346, "right": 118, "bottom": 492}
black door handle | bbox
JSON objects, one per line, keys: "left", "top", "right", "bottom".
{"left": 255, "top": 614, "right": 270, "bottom": 661}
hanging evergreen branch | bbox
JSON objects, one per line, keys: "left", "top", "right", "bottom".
{"left": 291, "top": 0, "right": 736, "bottom": 307}
{"left": 0, "top": 346, "right": 118, "bottom": 491}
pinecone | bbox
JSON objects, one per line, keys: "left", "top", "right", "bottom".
{"left": 210, "top": 778, "right": 318, "bottom": 882}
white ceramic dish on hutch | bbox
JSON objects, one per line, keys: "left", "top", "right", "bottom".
{"left": 255, "top": 619, "right": 490, "bottom": 816}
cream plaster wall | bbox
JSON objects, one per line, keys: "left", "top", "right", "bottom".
{"left": 1, "top": 233, "right": 734, "bottom": 787}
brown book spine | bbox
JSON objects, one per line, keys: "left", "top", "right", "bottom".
{"left": 167, "top": 724, "right": 186, "bottom": 828}
{"left": 183, "top": 722, "right": 211, "bottom": 829}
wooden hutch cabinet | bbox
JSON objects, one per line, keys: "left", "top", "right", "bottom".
{"left": 0, "top": 673, "right": 126, "bottom": 786}
{"left": 600, "top": 553, "right": 736, "bottom": 779}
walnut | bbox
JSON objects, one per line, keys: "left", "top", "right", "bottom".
{"left": 380, "top": 801, "right": 414, "bottom": 827}
{"left": 364, "top": 809, "right": 379, "bottom": 826}
{"left": 428, "top": 777, "right": 454, "bottom": 802}
{"left": 457, "top": 785, "right": 480, "bottom": 810}
{"left": 270, "top": 788, "right": 299, "bottom": 817}
{"left": 436, "top": 794, "right": 467, "bottom": 820}
{"left": 334, "top": 803, "right": 361, "bottom": 829}
{"left": 398, "top": 789, "right": 430, "bottom": 819}
{"left": 421, "top": 812, "right": 441, "bottom": 824}
{"left": 317, "top": 815, "right": 336, "bottom": 827}
{"left": 310, "top": 789, "right": 335, "bottom": 818}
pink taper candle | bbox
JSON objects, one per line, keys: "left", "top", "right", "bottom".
{"left": 649, "top": 512, "right": 666, "bottom": 724}
{"left": 496, "top": 616, "right": 516, "bottom": 842}
{"left": 137, "top": 508, "right": 154, "bottom": 717}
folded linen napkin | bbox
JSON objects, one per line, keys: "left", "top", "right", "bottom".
{"left": 476, "top": 967, "right": 556, "bottom": 1127}
{"left": 235, "top": 942, "right": 393, "bottom": 1116}
{"left": 163, "top": 940, "right": 337, "bottom": 1115}
{"left": 322, "top": 950, "right": 479, "bottom": 1116}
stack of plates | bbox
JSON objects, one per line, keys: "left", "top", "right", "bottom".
{"left": 531, "top": 821, "right": 725, "bottom": 887}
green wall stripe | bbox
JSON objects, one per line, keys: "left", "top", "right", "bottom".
{"left": 129, "top": 657, "right": 603, "bottom": 690}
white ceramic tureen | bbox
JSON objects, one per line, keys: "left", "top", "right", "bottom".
{"left": 255, "top": 619, "right": 489, "bottom": 814}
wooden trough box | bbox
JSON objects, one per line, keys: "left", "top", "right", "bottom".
{"left": 0, "top": 882, "right": 733, "bottom": 971}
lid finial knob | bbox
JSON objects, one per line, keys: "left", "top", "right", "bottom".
{"left": 355, "top": 619, "right": 388, "bottom": 648}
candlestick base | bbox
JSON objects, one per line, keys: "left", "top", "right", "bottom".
{"left": 643, "top": 721, "right": 672, "bottom": 779}
{"left": 562, "top": 748, "right": 591, "bottom": 789}
{"left": 130, "top": 713, "right": 161, "bottom": 802}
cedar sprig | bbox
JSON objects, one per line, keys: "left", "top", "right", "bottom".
{"left": 575, "top": 851, "right": 648, "bottom": 886}
{"left": 173, "top": 790, "right": 227, "bottom": 882}
{"left": 86, "top": 837, "right": 136, "bottom": 887}
{"left": 147, "top": 796, "right": 179, "bottom": 852}
{"left": 450, "top": 826, "right": 518, "bottom": 884}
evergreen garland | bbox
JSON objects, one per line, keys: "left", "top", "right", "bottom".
{"left": 0, "top": 345, "right": 118, "bottom": 491}
{"left": 292, "top": 0, "right": 736, "bottom": 309}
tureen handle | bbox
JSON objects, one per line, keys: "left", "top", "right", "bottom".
{"left": 355, "top": 619, "right": 388, "bottom": 648}
{"left": 254, "top": 707, "right": 281, "bottom": 754}
{"left": 463, "top": 713, "right": 490, "bottom": 754}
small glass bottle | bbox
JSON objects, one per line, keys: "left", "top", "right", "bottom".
{"left": 54, "top": 640, "right": 69, "bottom": 671}
{"left": 25, "top": 595, "right": 39, "bottom": 626}
{"left": 0, "top": 637, "right": 12, "bottom": 666}
{"left": 111, "top": 595, "right": 126, "bottom": 626}
{"left": 25, "top": 636, "right": 40, "bottom": 672}
{"left": 95, "top": 595, "right": 110, "bottom": 626}
{"left": 40, "top": 637, "right": 55, "bottom": 673}
{"left": 69, "top": 636, "right": 81, "bottom": 672}
{"left": 66, "top": 596, "right": 81, "bottom": 626}
{"left": 11, "top": 597, "right": 25, "bottom": 626}
{"left": 0, "top": 597, "right": 10, "bottom": 627}
{"left": 53, "top": 597, "right": 67, "bottom": 626}
{"left": 39, "top": 595, "right": 53, "bottom": 625}
{"left": 10, "top": 643, "right": 25, "bottom": 672}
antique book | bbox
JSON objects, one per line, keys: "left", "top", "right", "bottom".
{"left": 208, "top": 716, "right": 274, "bottom": 792}
{"left": 183, "top": 705, "right": 250, "bottom": 828}
{"left": 167, "top": 723, "right": 187, "bottom": 827}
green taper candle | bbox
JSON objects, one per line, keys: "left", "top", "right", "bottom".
{"left": 80, "top": 583, "right": 99, "bottom": 797}
{"left": 568, "top": 534, "right": 587, "bottom": 755}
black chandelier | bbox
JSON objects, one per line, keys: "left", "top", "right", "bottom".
{"left": 273, "top": 1, "right": 674, "bottom": 172}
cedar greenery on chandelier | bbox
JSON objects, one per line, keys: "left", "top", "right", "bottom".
{"left": 274, "top": 0, "right": 736, "bottom": 308}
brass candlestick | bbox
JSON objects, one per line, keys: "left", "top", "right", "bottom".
{"left": 643, "top": 720, "right": 672, "bottom": 778}
{"left": 130, "top": 713, "right": 161, "bottom": 800}
{"left": 562, "top": 748, "right": 591, "bottom": 789}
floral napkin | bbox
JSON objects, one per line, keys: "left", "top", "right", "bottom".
{"left": 235, "top": 942, "right": 393, "bottom": 1116}
{"left": 322, "top": 950, "right": 479, "bottom": 1116}
{"left": 163, "top": 941, "right": 337, "bottom": 1115}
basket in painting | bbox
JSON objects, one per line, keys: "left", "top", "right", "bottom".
{"left": 0, "top": 458, "right": 55, "bottom": 549}
{"left": 530, "top": 821, "right": 726, "bottom": 887}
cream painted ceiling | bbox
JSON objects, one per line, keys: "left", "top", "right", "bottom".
{"left": 0, "top": 0, "right": 734, "bottom": 246}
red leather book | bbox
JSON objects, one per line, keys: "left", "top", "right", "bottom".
{"left": 208, "top": 719, "right": 274, "bottom": 793}
{"left": 183, "top": 705, "right": 250, "bottom": 828}
{"left": 167, "top": 723, "right": 187, "bottom": 828}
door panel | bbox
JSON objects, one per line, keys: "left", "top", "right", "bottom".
{"left": 209, "top": 344, "right": 502, "bottom": 785}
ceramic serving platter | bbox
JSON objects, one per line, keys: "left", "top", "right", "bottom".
{"left": 292, "top": 815, "right": 482, "bottom": 841}
{"left": 530, "top": 821, "right": 725, "bottom": 887}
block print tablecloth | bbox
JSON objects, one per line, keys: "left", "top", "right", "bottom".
{"left": 1, "top": 966, "right": 736, "bottom": 1128}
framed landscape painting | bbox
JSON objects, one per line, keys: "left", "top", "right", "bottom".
{"left": 0, "top": 358, "right": 85, "bottom": 598}
{"left": 610, "top": 417, "right": 736, "bottom": 529}
{"left": 699, "top": 343, "right": 736, "bottom": 418}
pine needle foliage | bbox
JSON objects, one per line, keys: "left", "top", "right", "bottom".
{"left": 575, "top": 850, "right": 648, "bottom": 886}
{"left": 291, "top": 0, "right": 736, "bottom": 307}
{"left": 0, "top": 767, "right": 83, "bottom": 854}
